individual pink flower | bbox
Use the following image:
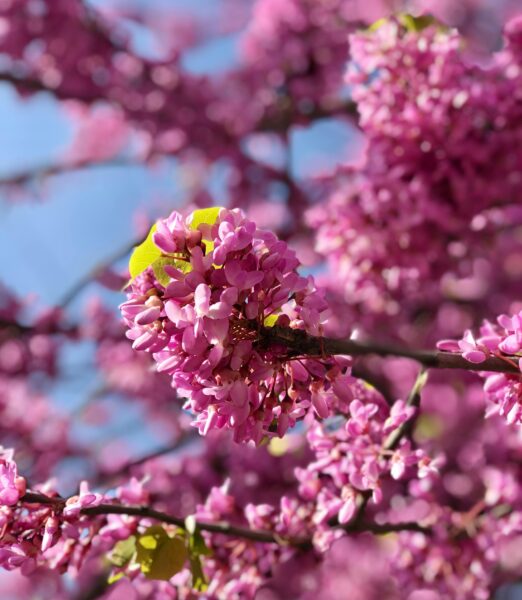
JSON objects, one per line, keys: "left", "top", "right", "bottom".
{"left": 0, "top": 448, "right": 25, "bottom": 507}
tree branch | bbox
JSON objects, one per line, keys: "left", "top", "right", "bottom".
{"left": 257, "top": 98, "right": 357, "bottom": 132}
{"left": 93, "top": 430, "right": 198, "bottom": 488}
{"left": 265, "top": 327, "right": 520, "bottom": 375}
{"left": 384, "top": 368, "right": 427, "bottom": 451}
{"left": 0, "top": 158, "right": 140, "bottom": 188}
{"left": 20, "top": 492, "right": 429, "bottom": 548}
{"left": 58, "top": 239, "right": 137, "bottom": 308}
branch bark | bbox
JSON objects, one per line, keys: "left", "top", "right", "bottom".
{"left": 265, "top": 327, "right": 520, "bottom": 375}
{"left": 20, "top": 492, "right": 429, "bottom": 548}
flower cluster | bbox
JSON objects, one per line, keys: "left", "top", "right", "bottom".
{"left": 0, "top": 450, "right": 145, "bottom": 578}
{"left": 0, "top": 377, "right": 73, "bottom": 479}
{"left": 308, "top": 16, "right": 522, "bottom": 318}
{"left": 438, "top": 310, "right": 522, "bottom": 423}
{"left": 121, "top": 207, "right": 356, "bottom": 444}
{"left": 391, "top": 508, "right": 522, "bottom": 600}
{"left": 292, "top": 397, "right": 439, "bottom": 531}
{"left": 0, "top": 448, "right": 25, "bottom": 507}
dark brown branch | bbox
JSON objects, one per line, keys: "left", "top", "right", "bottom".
{"left": 265, "top": 327, "right": 520, "bottom": 374}
{"left": 20, "top": 492, "right": 429, "bottom": 547}
{"left": 0, "top": 318, "right": 77, "bottom": 339}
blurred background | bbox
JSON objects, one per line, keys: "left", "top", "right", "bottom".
{"left": 0, "top": 0, "right": 519, "bottom": 531}
{"left": 1, "top": 0, "right": 522, "bottom": 597}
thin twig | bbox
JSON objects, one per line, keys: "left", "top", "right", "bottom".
{"left": 93, "top": 430, "right": 198, "bottom": 488}
{"left": 385, "top": 368, "right": 428, "bottom": 451}
{"left": 58, "top": 239, "right": 137, "bottom": 308}
{"left": 0, "top": 158, "right": 140, "bottom": 187}
{"left": 344, "top": 368, "right": 429, "bottom": 528}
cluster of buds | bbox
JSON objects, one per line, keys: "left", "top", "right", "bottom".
{"left": 121, "top": 208, "right": 356, "bottom": 444}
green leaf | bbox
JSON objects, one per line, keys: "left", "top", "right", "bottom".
{"left": 414, "top": 413, "right": 444, "bottom": 442}
{"left": 144, "top": 536, "right": 188, "bottom": 581}
{"left": 368, "top": 13, "right": 439, "bottom": 34}
{"left": 268, "top": 437, "right": 289, "bottom": 457}
{"left": 189, "top": 207, "right": 222, "bottom": 232}
{"left": 109, "top": 536, "right": 136, "bottom": 568}
{"left": 398, "top": 13, "right": 439, "bottom": 32}
{"left": 107, "top": 571, "right": 126, "bottom": 585}
{"left": 129, "top": 224, "right": 161, "bottom": 280}
{"left": 152, "top": 257, "right": 191, "bottom": 286}
{"left": 185, "top": 516, "right": 212, "bottom": 557}
{"left": 367, "top": 17, "right": 388, "bottom": 31}
{"left": 263, "top": 314, "right": 280, "bottom": 328}
{"left": 136, "top": 526, "right": 188, "bottom": 582}
{"left": 183, "top": 516, "right": 211, "bottom": 590}
{"left": 190, "top": 555, "right": 208, "bottom": 592}
{"left": 203, "top": 239, "right": 215, "bottom": 256}
{"left": 191, "top": 531, "right": 212, "bottom": 558}
{"left": 129, "top": 208, "right": 223, "bottom": 283}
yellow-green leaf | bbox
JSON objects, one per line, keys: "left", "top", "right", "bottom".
{"left": 268, "top": 437, "right": 289, "bottom": 457}
{"left": 263, "top": 314, "right": 280, "bottom": 328}
{"left": 152, "top": 257, "right": 192, "bottom": 286}
{"left": 187, "top": 529, "right": 212, "bottom": 558}
{"left": 136, "top": 526, "right": 188, "bottom": 582}
{"left": 129, "top": 224, "right": 161, "bottom": 280}
{"left": 414, "top": 414, "right": 444, "bottom": 442}
{"left": 109, "top": 536, "right": 136, "bottom": 568}
{"left": 145, "top": 536, "right": 188, "bottom": 581}
{"left": 368, "top": 14, "right": 439, "bottom": 34}
{"left": 367, "top": 17, "right": 388, "bottom": 31}
{"left": 189, "top": 207, "right": 222, "bottom": 232}
{"left": 203, "top": 239, "right": 215, "bottom": 256}
{"left": 398, "top": 13, "right": 438, "bottom": 32}
{"left": 136, "top": 525, "right": 165, "bottom": 563}
{"left": 108, "top": 571, "right": 126, "bottom": 585}
{"left": 190, "top": 555, "right": 208, "bottom": 592}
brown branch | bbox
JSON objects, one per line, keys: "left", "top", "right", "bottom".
{"left": 0, "top": 318, "right": 77, "bottom": 339}
{"left": 265, "top": 327, "right": 521, "bottom": 375}
{"left": 257, "top": 98, "right": 358, "bottom": 132}
{"left": 0, "top": 157, "right": 141, "bottom": 188}
{"left": 384, "top": 368, "right": 427, "bottom": 451}
{"left": 20, "top": 492, "right": 429, "bottom": 547}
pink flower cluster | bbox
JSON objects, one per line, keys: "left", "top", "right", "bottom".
{"left": 0, "top": 448, "right": 25, "bottom": 507}
{"left": 241, "top": 0, "right": 352, "bottom": 108}
{"left": 391, "top": 508, "right": 522, "bottom": 600}
{"left": 0, "top": 377, "right": 73, "bottom": 479}
{"left": 308, "top": 16, "right": 522, "bottom": 316}
{"left": 121, "top": 208, "right": 355, "bottom": 444}
{"left": 0, "top": 450, "right": 146, "bottom": 578}
{"left": 293, "top": 397, "right": 438, "bottom": 530}
{"left": 438, "top": 310, "right": 522, "bottom": 423}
